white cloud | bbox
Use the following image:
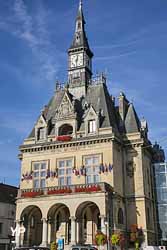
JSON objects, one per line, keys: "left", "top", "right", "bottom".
{"left": 0, "top": 0, "right": 60, "bottom": 83}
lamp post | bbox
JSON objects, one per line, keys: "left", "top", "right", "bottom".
{"left": 105, "top": 221, "right": 110, "bottom": 250}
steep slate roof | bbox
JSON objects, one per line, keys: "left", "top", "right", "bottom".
{"left": 125, "top": 103, "right": 141, "bottom": 133}
{"left": 83, "top": 83, "right": 119, "bottom": 131}
{"left": 0, "top": 183, "right": 18, "bottom": 204}
{"left": 28, "top": 89, "right": 65, "bottom": 138}
{"left": 28, "top": 82, "right": 119, "bottom": 138}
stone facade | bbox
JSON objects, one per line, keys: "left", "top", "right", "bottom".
{"left": 16, "top": 0, "right": 158, "bottom": 248}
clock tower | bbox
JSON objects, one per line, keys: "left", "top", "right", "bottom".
{"left": 68, "top": 0, "right": 93, "bottom": 98}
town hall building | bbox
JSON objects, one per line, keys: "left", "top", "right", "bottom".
{"left": 16, "top": 1, "right": 158, "bottom": 248}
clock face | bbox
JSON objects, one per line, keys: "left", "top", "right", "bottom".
{"left": 71, "top": 55, "right": 77, "bottom": 67}
{"left": 77, "top": 53, "right": 83, "bottom": 66}
{"left": 70, "top": 53, "right": 83, "bottom": 68}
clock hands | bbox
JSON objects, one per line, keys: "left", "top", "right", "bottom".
{"left": 75, "top": 55, "right": 78, "bottom": 64}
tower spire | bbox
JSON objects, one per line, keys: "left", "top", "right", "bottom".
{"left": 67, "top": 0, "right": 93, "bottom": 97}
{"left": 68, "top": 0, "right": 92, "bottom": 55}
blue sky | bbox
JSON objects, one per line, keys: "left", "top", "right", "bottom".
{"left": 0, "top": 0, "right": 167, "bottom": 186}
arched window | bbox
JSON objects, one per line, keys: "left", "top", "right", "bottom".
{"left": 59, "top": 124, "right": 73, "bottom": 136}
{"left": 118, "top": 208, "right": 124, "bottom": 224}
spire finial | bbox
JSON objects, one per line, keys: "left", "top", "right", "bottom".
{"left": 79, "top": 0, "right": 83, "bottom": 12}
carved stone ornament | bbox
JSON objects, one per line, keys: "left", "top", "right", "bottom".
{"left": 55, "top": 93, "right": 74, "bottom": 119}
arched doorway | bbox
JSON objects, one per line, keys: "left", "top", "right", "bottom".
{"left": 21, "top": 205, "right": 42, "bottom": 247}
{"left": 75, "top": 202, "right": 101, "bottom": 244}
{"left": 47, "top": 204, "right": 71, "bottom": 244}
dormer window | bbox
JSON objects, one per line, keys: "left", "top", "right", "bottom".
{"left": 59, "top": 124, "right": 73, "bottom": 136}
{"left": 37, "top": 127, "right": 45, "bottom": 140}
{"left": 88, "top": 120, "right": 96, "bottom": 133}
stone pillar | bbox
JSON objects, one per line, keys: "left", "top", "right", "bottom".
{"left": 87, "top": 221, "right": 93, "bottom": 243}
{"left": 20, "top": 221, "right": 25, "bottom": 246}
{"left": 100, "top": 215, "right": 106, "bottom": 234}
{"left": 41, "top": 218, "right": 48, "bottom": 247}
{"left": 70, "top": 216, "right": 76, "bottom": 245}
{"left": 15, "top": 220, "right": 20, "bottom": 248}
{"left": 48, "top": 222, "right": 51, "bottom": 244}
{"left": 76, "top": 221, "right": 79, "bottom": 243}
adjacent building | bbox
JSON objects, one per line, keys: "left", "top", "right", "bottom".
{"left": 0, "top": 183, "right": 18, "bottom": 250}
{"left": 154, "top": 162, "right": 167, "bottom": 245}
{"left": 16, "top": 1, "right": 159, "bottom": 248}
{"left": 153, "top": 144, "right": 166, "bottom": 245}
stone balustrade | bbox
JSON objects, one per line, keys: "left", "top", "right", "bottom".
{"left": 17, "top": 182, "right": 113, "bottom": 199}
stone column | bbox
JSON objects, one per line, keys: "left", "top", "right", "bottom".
{"left": 100, "top": 215, "right": 106, "bottom": 234}
{"left": 41, "top": 218, "right": 48, "bottom": 247}
{"left": 20, "top": 221, "right": 25, "bottom": 246}
{"left": 76, "top": 220, "right": 79, "bottom": 243}
{"left": 47, "top": 221, "right": 51, "bottom": 244}
{"left": 15, "top": 220, "right": 20, "bottom": 248}
{"left": 70, "top": 216, "right": 76, "bottom": 245}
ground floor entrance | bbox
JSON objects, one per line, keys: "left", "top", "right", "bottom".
{"left": 17, "top": 200, "right": 106, "bottom": 248}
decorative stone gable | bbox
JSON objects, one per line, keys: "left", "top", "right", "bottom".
{"left": 53, "top": 91, "right": 78, "bottom": 138}
{"left": 55, "top": 92, "right": 75, "bottom": 121}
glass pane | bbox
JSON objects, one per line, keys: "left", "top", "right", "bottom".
{"left": 34, "top": 164, "right": 39, "bottom": 170}
{"left": 34, "top": 180, "right": 39, "bottom": 188}
{"left": 58, "top": 169, "right": 65, "bottom": 175}
{"left": 94, "top": 175, "right": 99, "bottom": 183}
{"left": 86, "top": 175, "right": 91, "bottom": 184}
{"left": 157, "top": 174, "right": 166, "bottom": 187}
{"left": 93, "top": 156, "right": 99, "bottom": 164}
{"left": 85, "top": 158, "right": 92, "bottom": 166}
{"left": 34, "top": 172, "right": 39, "bottom": 177}
{"left": 67, "top": 177, "right": 71, "bottom": 185}
{"left": 59, "top": 177, "right": 65, "bottom": 186}
{"left": 94, "top": 166, "right": 100, "bottom": 174}
{"left": 39, "top": 128, "right": 45, "bottom": 140}
{"left": 159, "top": 165, "right": 166, "bottom": 172}
{"left": 41, "top": 171, "right": 46, "bottom": 177}
{"left": 66, "top": 168, "right": 72, "bottom": 175}
{"left": 59, "top": 161, "right": 65, "bottom": 168}
{"left": 160, "top": 188, "right": 167, "bottom": 201}
{"left": 40, "top": 179, "right": 45, "bottom": 188}
{"left": 66, "top": 159, "right": 72, "bottom": 167}
{"left": 86, "top": 167, "right": 91, "bottom": 174}
{"left": 41, "top": 163, "right": 46, "bottom": 169}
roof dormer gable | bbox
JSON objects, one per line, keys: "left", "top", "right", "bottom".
{"left": 55, "top": 91, "right": 75, "bottom": 120}
{"left": 35, "top": 114, "right": 47, "bottom": 128}
{"left": 84, "top": 105, "right": 98, "bottom": 121}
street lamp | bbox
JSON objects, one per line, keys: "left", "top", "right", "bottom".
{"left": 105, "top": 221, "right": 110, "bottom": 250}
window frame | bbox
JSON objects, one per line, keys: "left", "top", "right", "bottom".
{"left": 56, "top": 157, "right": 74, "bottom": 187}
{"left": 0, "top": 222, "right": 3, "bottom": 234}
{"left": 32, "top": 161, "right": 48, "bottom": 189}
{"left": 88, "top": 119, "right": 96, "bottom": 134}
{"left": 83, "top": 154, "right": 102, "bottom": 184}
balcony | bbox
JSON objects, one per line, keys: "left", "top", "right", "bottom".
{"left": 17, "top": 182, "right": 113, "bottom": 199}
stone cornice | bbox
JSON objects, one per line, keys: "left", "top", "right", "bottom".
{"left": 19, "top": 133, "right": 121, "bottom": 154}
